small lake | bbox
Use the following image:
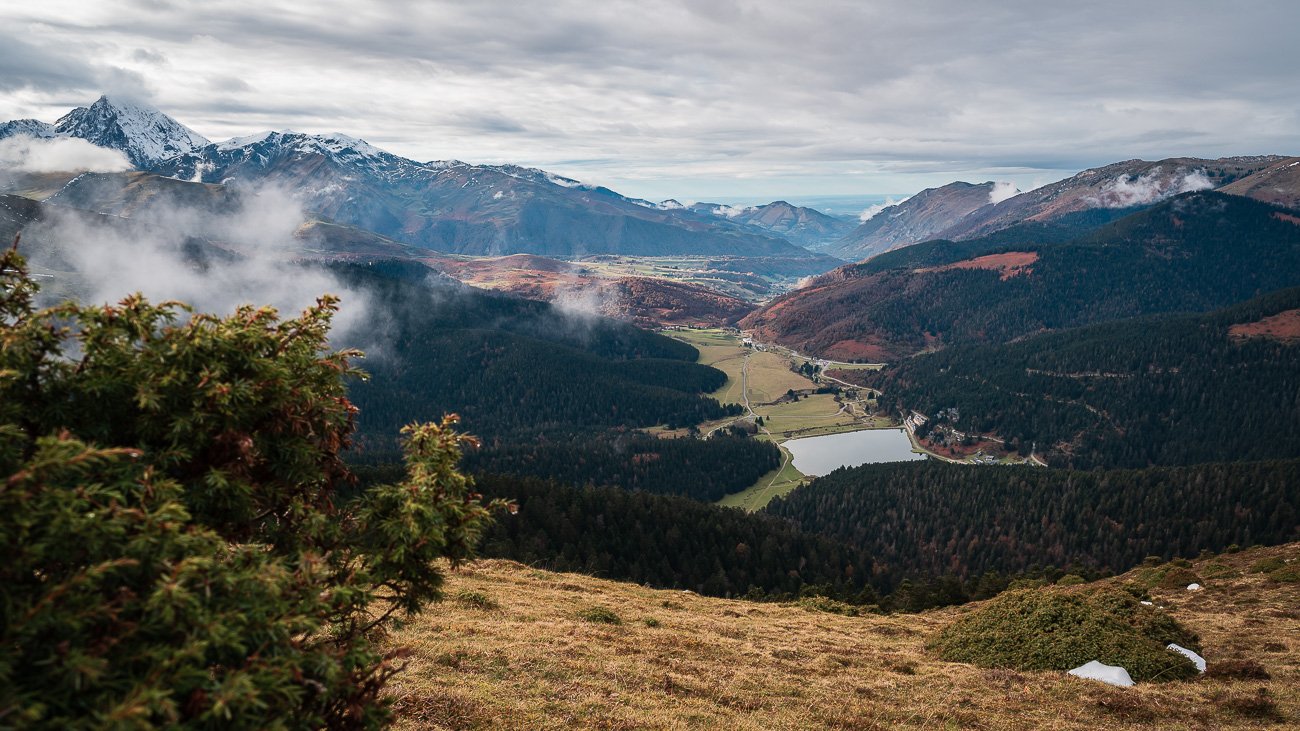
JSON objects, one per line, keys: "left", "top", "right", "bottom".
{"left": 784, "top": 428, "right": 926, "bottom": 476}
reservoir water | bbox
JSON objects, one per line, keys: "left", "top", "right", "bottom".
{"left": 784, "top": 428, "right": 926, "bottom": 476}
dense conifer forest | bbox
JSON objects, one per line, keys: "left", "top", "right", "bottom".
{"left": 332, "top": 262, "right": 742, "bottom": 452}
{"left": 870, "top": 287, "right": 1300, "bottom": 467}
{"left": 350, "top": 467, "right": 872, "bottom": 600}
{"left": 462, "top": 432, "right": 781, "bottom": 501}
{"left": 766, "top": 459, "right": 1300, "bottom": 589}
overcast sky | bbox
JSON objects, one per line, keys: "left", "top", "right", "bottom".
{"left": 2, "top": 0, "right": 1297, "bottom": 202}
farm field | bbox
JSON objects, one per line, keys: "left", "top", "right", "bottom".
{"left": 716, "top": 455, "right": 804, "bottom": 511}
{"left": 664, "top": 328, "right": 897, "bottom": 509}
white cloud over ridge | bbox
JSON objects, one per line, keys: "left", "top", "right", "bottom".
{"left": 988, "top": 181, "right": 1019, "bottom": 205}
{"left": 0, "top": 136, "right": 131, "bottom": 173}
{"left": 859, "top": 196, "right": 902, "bottom": 222}
{"left": 1092, "top": 169, "right": 1215, "bottom": 208}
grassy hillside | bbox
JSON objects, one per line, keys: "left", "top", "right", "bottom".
{"left": 383, "top": 543, "right": 1299, "bottom": 729}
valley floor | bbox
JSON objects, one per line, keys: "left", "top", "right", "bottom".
{"left": 385, "top": 544, "right": 1299, "bottom": 730}
{"left": 662, "top": 328, "right": 1038, "bottom": 510}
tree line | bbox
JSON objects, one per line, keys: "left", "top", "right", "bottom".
{"left": 461, "top": 431, "right": 781, "bottom": 501}
{"left": 766, "top": 459, "right": 1300, "bottom": 592}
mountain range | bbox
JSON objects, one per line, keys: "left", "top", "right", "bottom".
{"left": 829, "top": 156, "right": 1294, "bottom": 260}
{"left": 0, "top": 96, "right": 846, "bottom": 261}
{"left": 743, "top": 191, "right": 1300, "bottom": 360}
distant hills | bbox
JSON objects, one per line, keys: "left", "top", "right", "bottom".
{"left": 830, "top": 181, "right": 1001, "bottom": 260}
{"left": 678, "top": 200, "right": 856, "bottom": 248}
{"left": 1220, "top": 156, "right": 1300, "bottom": 210}
{"left": 829, "top": 156, "right": 1290, "bottom": 261}
{"left": 422, "top": 253, "right": 755, "bottom": 328}
{"left": 744, "top": 191, "right": 1300, "bottom": 360}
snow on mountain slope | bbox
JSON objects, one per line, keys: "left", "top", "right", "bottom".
{"left": 155, "top": 130, "right": 818, "bottom": 258}
{"left": 0, "top": 96, "right": 208, "bottom": 170}
{"left": 0, "top": 97, "right": 835, "bottom": 260}
{"left": 0, "top": 119, "right": 58, "bottom": 141}
{"left": 50, "top": 95, "right": 210, "bottom": 169}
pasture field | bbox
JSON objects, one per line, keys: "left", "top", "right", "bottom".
{"left": 664, "top": 328, "right": 903, "bottom": 510}
{"left": 716, "top": 448, "right": 805, "bottom": 511}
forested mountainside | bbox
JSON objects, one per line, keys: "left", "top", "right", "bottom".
{"left": 472, "top": 474, "right": 871, "bottom": 600}
{"left": 335, "top": 261, "right": 741, "bottom": 452}
{"left": 766, "top": 460, "right": 1300, "bottom": 590}
{"left": 868, "top": 288, "right": 1300, "bottom": 468}
{"left": 462, "top": 432, "right": 781, "bottom": 502}
{"left": 743, "top": 192, "right": 1300, "bottom": 361}
{"left": 347, "top": 467, "right": 872, "bottom": 601}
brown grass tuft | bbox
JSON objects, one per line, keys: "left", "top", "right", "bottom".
{"left": 1206, "top": 659, "right": 1271, "bottom": 680}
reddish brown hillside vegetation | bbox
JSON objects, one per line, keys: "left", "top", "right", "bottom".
{"left": 422, "top": 253, "right": 753, "bottom": 328}
{"left": 923, "top": 251, "right": 1039, "bottom": 280}
{"left": 1229, "top": 308, "right": 1300, "bottom": 343}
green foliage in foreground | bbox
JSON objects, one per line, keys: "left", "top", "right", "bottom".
{"left": 929, "top": 587, "right": 1201, "bottom": 682}
{"left": 0, "top": 246, "right": 499, "bottom": 729}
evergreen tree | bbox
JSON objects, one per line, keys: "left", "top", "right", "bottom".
{"left": 0, "top": 245, "right": 500, "bottom": 729}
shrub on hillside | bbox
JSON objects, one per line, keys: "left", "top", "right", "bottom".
{"left": 929, "top": 587, "right": 1201, "bottom": 682}
{"left": 0, "top": 246, "right": 502, "bottom": 728}
{"left": 1268, "top": 562, "right": 1300, "bottom": 583}
{"left": 578, "top": 606, "right": 622, "bottom": 625}
{"left": 1249, "top": 557, "right": 1286, "bottom": 574}
{"left": 796, "top": 595, "right": 865, "bottom": 616}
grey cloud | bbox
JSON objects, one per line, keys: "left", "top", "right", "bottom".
{"left": 446, "top": 112, "right": 530, "bottom": 135}
{"left": 1, "top": 1, "right": 1297, "bottom": 198}
{"left": 0, "top": 33, "right": 100, "bottom": 92}
{"left": 206, "top": 75, "right": 253, "bottom": 93}
{"left": 131, "top": 48, "right": 168, "bottom": 65}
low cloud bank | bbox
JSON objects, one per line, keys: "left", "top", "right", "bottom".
{"left": 22, "top": 182, "right": 381, "bottom": 346}
{"left": 0, "top": 136, "right": 131, "bottom": 174}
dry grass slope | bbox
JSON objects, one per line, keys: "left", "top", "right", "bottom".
{"left": 384, "top": 544, "right": 1299, "bottom": 729}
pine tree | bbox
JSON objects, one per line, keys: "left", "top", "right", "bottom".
{"left": 0, "top": 244, "right": 503, "bottom": 729}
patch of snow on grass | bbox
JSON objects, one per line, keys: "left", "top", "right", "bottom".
{"left": 1166, "top": 643, "right": 1206, "bottom": 673}
{"left": 1067, "top": 661, "right": 1135, "bottom": 687}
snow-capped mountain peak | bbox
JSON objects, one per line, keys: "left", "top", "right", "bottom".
{"left": 0, "top": 119, "right": 57, "bottom": 141}
{"left": 53, "top": 95, "right": 209, "bottom": 168}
